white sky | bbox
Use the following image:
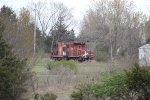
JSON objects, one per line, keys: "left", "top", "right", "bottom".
{"left": 0, "top": 0, "right": 150, "bottom": 34}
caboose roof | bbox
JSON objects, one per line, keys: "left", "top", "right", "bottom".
{"left": 72, "top": 42, "right": 85, "bottom": 45}
{"left": 58, "top": 41, "right": 85, "bottom": 45}
{"left": 139, "top": 44, "right": 150, "bottom": 49}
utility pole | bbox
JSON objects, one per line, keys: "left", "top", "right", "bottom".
{"left": 34, "top": 5, "right": 37, "bottom": 56}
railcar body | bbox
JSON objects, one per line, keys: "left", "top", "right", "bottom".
{"left": 51, "top": 42, "right": 93, "bottom": 61}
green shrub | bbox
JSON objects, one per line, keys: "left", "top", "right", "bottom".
{"left": 93, "top": 73, "right": 128, "bottom": 99}
{"left": 71, "top": 84, "right": 98, "bottom": 100}
{"left": 47, "top": 60, "right": 77, "bottom": 72}
{"left": 0, "top": 21, "right": 30, "bottom": 100}
{"left": 125, "top": 64, "right": 150, "bottom": 99}
{"left": 71, "top": 64, "right": 150, "bottom": 100}
{"left": 34, "top": 92, "right": 57, "bottom": 100}
{"left": 94, "top": 51, "right": 109, "bottom": 62}
{"left": 71, "top": 73, "right": 127, "bottom": 100}
{"left": 47, "top": 62, "right": 55, "bottom": 70}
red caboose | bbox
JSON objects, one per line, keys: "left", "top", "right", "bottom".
{"left": 51, "top": 42, "right": 93, "bottom": 61}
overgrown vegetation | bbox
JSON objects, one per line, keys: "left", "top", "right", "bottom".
{"left": 94, "top": 51, "right": 110, "bottom": 62}
{"left": 0, "top": 6, "right": 34, "bottom": 58}
{"left": 71, "top": 84, "right": 98, "bottom": 100}
{"left": 71, "top": 73, "right": 127, "bottom": 100}
{"left": 0, "top": 21, "right": 30, "bottom": 100}
{"left": 79, "top": 0, "right": 149, "bottom": 59}
{"left": 47, "top": 60, "right": 77, "bottom": 72}
{"left": 125, "top": 64, "right": 150, "bottom": 99}
{"left": 71, "top": 64, "right": 150, "bottom": 100}
{"left": 34, "top": 92, "right": 57, "bottom": 100}
{"left": 1, "top": 0, "right": 150, "bottom": 99}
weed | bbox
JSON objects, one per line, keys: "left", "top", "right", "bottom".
{"left": 47, "top": 60, "right": 77, "bottom": 72}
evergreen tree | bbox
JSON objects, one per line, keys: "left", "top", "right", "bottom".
{"left": 0, "top": 5, "right": 17, "bottom": 22}
{"left": 145, "top": 19, "right": 150, "bottom": 43}
{"left": 0, "top": 21, "right": 30, "bottom": 100}
{"left": 67, "top": 29, "right": 76, "bottom": 42}
{"left": 46, "top": 21, "right": 76, "bottom": 52}
{"left": 36, "top": 27, "right": 46, "bottom": 52}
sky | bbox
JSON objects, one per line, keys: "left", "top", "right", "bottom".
{"left": 0, "top": 0, "right": 150, "bottom": 34}
{"left": 0, "top": 0, "right": 91, "bottom": 34}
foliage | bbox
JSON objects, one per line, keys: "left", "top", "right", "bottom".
{"left": 94, "top": 51, "right": 110, "bottom": 62}
{"left": 0, "top": 5, "right": 75, "bottom": 54}
{"left": 93, "top": 73, "right": 128, "bottom": 99}
{"left": 17, "top": 7, "right": 34, "bottom": 57}
{"left": 0, "top": 5, "right": 17, "bottom": 22}
{"left": 71, "top": 84, "right": 98, "bottom": 100}
{"left": 71, "top": 64, "right": 150, "bottom": 100}
{"left": 47, "top": 60, "right": 77, "bottom": 72}
{"left": 36, "top": 27, "right": 46, "bottom": 52}
{"left": 79, "top": 0, "right": 144, "bottom": 58}
{"left": 145, "top": 19, "right": 150, "bottom": 43}
{"left": 71, "top": 73, "right": 127, "bottom": 100}
{"left": 32, "top": 2, "right": 75, "bottom": 52}
{"left": 0, "top": 6, "right": 34, "bottom": 58}
{"left": 0, "top": 21, "right": 30, "bottom": 100}
{"left": 125, "top": 64, "right": 150, "bottom": 99}
{"left": 34, "top": 92, "right": 57, "bottom": 100}
{"left": 46, "top": 24, "right": 75, "bottom": 52}
{"left": 39, "top": 19, "right": 76, "bottom": 53}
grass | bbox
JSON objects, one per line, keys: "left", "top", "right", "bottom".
{"left": 31, "top": 58, "right": 124, "bottom": 100}
{"left": 32, "top": 58, "right": 50, "bottom": 72}
{"left": 35, "top": 59, "right": 121, "bottom": 75}
{"left": 47, "top": 60, "right": 77, "bottom": 72}
{"left": 33, "top": 59, "right": 112, "bottom": 73}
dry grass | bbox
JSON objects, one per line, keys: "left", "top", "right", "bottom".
{"left": 29, "top": 58, "right": 128, "bottom": 100}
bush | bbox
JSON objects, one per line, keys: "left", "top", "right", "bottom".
{"left": 94, "top": 51, "right": 109, "bottom": 62}
{"left": 34, "top": 92, "right": 57, "bottom": 100}
{"left": 71, "top": 73, "right": 127, "bottom": 100}
{"left": 71, "top": 64, "right": 150, "bottom": 100}
{"left": 47, "top": 60, "right": 77, "bottom": 72}
{"left": 0, "top": 21, "right": 30, "bottom": 100}
{"left": 71, "top": 84, "right": 98, "bottom": 100}
{"left": 125, "top": 64, "right": 150, "bottom": 99}
{"left": 94, "top": 73, "right": 128, "bottom": 99}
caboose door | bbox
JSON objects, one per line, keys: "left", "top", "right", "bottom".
{"left": 62, "top": 46, "right": 67, "bottom": 57}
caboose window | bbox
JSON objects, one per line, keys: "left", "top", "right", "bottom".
{"left": 78, "top": 45, "right": 81, "bottom": 48}
{"left": 63, "top": 47, "right": 67, "bottom": 51}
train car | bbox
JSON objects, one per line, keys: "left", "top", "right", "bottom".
{"left": 51, "top": 42, "right": 93, "bottom": 61}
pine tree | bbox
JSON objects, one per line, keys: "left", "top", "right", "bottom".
{"left": 0, "top": 21, "right": 30, "bottom": 100}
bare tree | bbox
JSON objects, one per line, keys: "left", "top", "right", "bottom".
{"left": 16, "top": 8, "right": 34, "bottom": 58}
{"left": 29, "top": 2, "right": 73, "bottom": 52}
{"left": 80, "top": 0, "right": 147, "bottom": 60}
{"left": 0, "top": 6, "right": 34, "bottom": 58}
{"left": 49, "top": 3, "right": 73, "bottom": 51}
